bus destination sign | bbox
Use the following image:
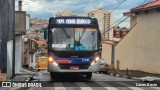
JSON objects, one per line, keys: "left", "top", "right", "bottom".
{"left": 56, "top": 19, "right": 91, "bottom": 25}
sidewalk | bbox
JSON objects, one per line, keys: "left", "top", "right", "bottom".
{"left": 9, "top": 68, "right": 35, "bottom": 81}
{"left": 107, "top": 66, "right": 160, "bottom": 83}
{"left": 0, "top": 68, "right": 36, "bottom": 90}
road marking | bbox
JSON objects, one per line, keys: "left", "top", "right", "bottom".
{"left": 117, "top": 82, "right": 143, "bottom": 90}
{"left": 150, "top": 87, "right": 160, "bottom": 90}
{"left": 75, "top": 82, "right": 92, "bottom": 90}
{"left": 95, "top": 82, "right": 118, "bottom": 90}
{"left": 53, "top": 82, "right": 66, "bottom": 90}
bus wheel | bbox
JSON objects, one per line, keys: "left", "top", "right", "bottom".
{"left": 86, "top": 73, "right": 92, "bottom": 79}
{"left": 50, "top": 72, "right": 57, "bottom": 79}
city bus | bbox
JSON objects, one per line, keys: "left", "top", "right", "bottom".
{"left": 45, "top": 16, "right": 102, "bottom": 79}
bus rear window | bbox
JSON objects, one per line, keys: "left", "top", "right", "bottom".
{"left": 41, "top": 58, "right": 47, "bottom": 62}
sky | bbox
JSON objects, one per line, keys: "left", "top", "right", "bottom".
{"left": 15, "top": 0, "right": 154, "bottom": 27}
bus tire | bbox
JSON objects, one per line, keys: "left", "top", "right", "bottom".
{"left": 86, "top": 73, "right": 92, "bottom": 79}
{"left": 50, "top": 72, "right": 57, "bottom": 79}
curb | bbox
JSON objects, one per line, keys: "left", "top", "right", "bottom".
{"left": 21, "top": 67, "right": 37, "bottom": 72}
{"left": 107, "top": 72, "right": 139, "bottom": 80}
{"left": 4, "top": 72, "right": 36, "bottom": 90}
{"left": 24, "top": 73, "right": 36, "bottom": 82}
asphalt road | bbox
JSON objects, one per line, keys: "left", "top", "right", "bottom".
{"left": 28, "top": 70, "right": 160, "bottom": 90}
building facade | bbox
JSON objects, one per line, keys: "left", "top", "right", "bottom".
{"left": 115, "top": 0, "right": 160, "bottom": 74}
{"left": 87, "top": 8, "right": 114, "bottom": 40}
{"left": 113, "top": 27, "right": 129, "bottom": 42}
{"left": 0, "top": 0, "right": 15, "bottom": 80}
{"left": 15, "top": 11, "right": 27, "bottom": 74}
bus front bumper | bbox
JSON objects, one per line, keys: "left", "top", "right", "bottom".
{"left": 48, "top": 62, "right": 100, "bottom": 73}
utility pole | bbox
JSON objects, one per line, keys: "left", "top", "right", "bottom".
{"left": 0, "top": 0, "right": 15, "bottom": 79}
{"left": 111, "top": 45, "right": 115, "bottom": 67}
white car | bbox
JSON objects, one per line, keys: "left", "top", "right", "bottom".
{"left": 98, "top": 59, "right": 109, "bottom": 74}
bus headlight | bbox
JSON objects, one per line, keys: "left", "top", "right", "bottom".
{"left": 90, "top": 56, "right": 100, "bottom": 65}
{"left": 95, "top": 56, "right": 100, "bottom": 62}
{"left": 48, "top": 56, "right": 58, "bottom": 66}
{"left": 49, "top": 57, "right": 53, "bottom": 62}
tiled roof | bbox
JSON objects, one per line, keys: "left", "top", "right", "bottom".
{"left": 102, "top": 40, "right": 118, "bottom": 45}
{"left": 36, "top": 40, "right": 46, "bottom": 45}
{"left": 131, "top": 0, "right": 160, "bottom": 11}
{"left": 30, "top": 38, "right": 46, "bottom": 45}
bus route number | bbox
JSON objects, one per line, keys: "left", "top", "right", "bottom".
{"left": 82, "top": 58, "right": 89, "bottom": 62}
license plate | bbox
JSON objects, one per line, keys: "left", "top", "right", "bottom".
{"left": 70, "top": 66, "right": 79, "bottom": 70}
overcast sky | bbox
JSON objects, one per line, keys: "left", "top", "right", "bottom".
{"left": 15, "top": 0, "right": 153, "bottom": 27}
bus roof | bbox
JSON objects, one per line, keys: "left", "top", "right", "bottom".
{"left": 54, "top": 16, "right": 95, "bottom": 19}
{"left": 48, "top": 16, "right": 99, "bottom": 28}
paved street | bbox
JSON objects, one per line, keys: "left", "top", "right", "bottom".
{"left": 26, "top": 70, "right": 160, "bottom": 90}
{"left": 1, "top": 0, "right": 160, "bottom": 90}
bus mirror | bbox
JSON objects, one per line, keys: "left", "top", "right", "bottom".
{"left": 44, "top": 29, "right": 48, "bottom": 40}
{"left": 98, "top": 32, "right": 102, "bottom": 41}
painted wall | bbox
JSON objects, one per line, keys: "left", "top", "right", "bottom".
{"left": 14, "top": 11, "right": 27, "bottom": 73}
{"left": 0, "top": 0, "right": 15, "bottom": 78}
{"left": 15, "top": 11, "right": 26, "bottom": 34}
{"left": 102, "top": 43, "right": 112, "bottom": 65}
{"left": 7, "top": 41, "right": 13, "bottom": 78}
{"left": 115, "top": 10, "right": 160, "bottom": 74}
{"left": 15, "top": 36, "right": 22, "bottom": 74}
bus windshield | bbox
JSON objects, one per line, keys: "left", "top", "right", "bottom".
{"left": 51, "top": 28, "right": 97, "bottom": 51}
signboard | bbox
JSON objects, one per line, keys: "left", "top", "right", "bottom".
{"left": 52, "top": 44, "right": 67, "bottom": 48}
{"left": 56, "top": 19, "right": 91, "bottom": 25}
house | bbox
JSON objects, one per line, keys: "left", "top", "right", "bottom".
{"left": 115, "top": 0, "right": 160, "bottom": 74}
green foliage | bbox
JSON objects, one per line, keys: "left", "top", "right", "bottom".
{"left": 40, "top": 27, "right": 47, "bottom": 33}
{"left": 35, "top": 43, "right": 40, "bottom": 50}
{"left": 122, "top": 27, "right": 127, "bottom": 29}
{"left": 34, "top": 37, "right": 39, "bottom": 41}
{"left": 35, "top": 30, "right": 39, "bottom": 33}
{"left": 35, "top": 27, "right": 47, "bottom": 33}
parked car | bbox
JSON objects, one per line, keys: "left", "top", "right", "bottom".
{"left": 98, "top": 59, "right": 109, "bottom": 74}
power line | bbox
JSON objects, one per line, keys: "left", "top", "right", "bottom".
{"left": 101, "top": 16, "right": 130, "bottom": 34}
{"left": 97, "top": 0, "right": 127, "bottom": 23}
{"left": 73, "top": 0, "right": 121, "bottom": 14}
{"left": 101, "top": 0, "right": 154, "bottom": 37}
{"left": 96, "top": 0, "right": 128, "bottom": 38}
{"left": 114, "top": 22, "right": 137, "bottom": 43}
{"left": 72, "top": 0, "right": 98, "bottom": 13}
{"left": 84, "top": 1, "right": 102, "bottom": 13}
{"left": 119, "top": 0, "right": 154, "bottom": 28}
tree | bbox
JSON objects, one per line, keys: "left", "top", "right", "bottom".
{"left": 35, "top": 43, "right": 40, "bottom": 50}
{"left": 117, "top": 26, "right": 120, "bottom": 29}
{"left": 122, "top": 27, "right": 127, "bottom": 29}
{"left": 34, "top": 37, "right": 39, "bottom": 41}
{"left": 40, "top": 27, "right": 47, "bottom": 33}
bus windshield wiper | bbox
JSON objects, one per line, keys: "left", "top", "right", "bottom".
{"left": 79, "top": 29, "right": 86, "bottom": 40}
{"left": 62, "top": 28, "right": 70, "bottom": 38}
